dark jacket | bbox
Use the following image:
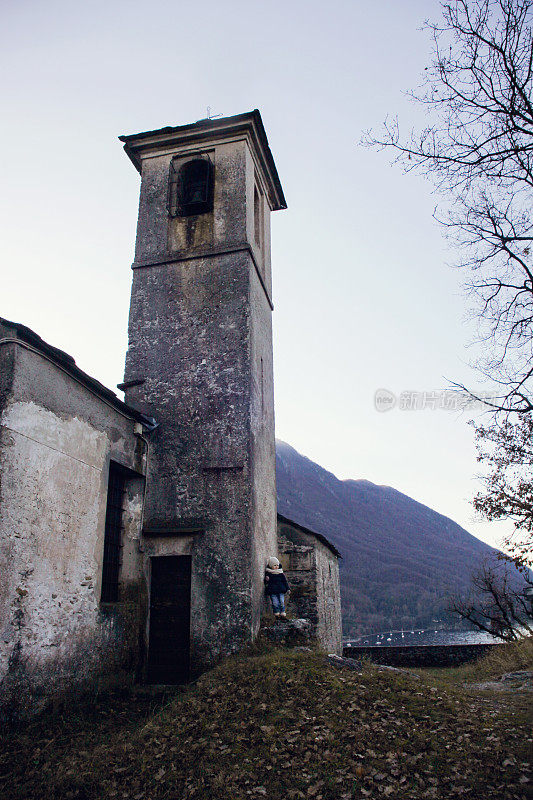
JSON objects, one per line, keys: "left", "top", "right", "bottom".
{"left": 264, "top": 570, "right": 289, "bottom": 596}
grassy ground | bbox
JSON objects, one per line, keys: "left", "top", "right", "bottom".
{"left": 421, "top": 636, "right": 533, "bottom": 685}
{"left": 0, "top": 645, "right": 531, "bottom": 800}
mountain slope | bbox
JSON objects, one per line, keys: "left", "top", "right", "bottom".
{"left": 276, "top": 440, "right": 497, "bottom": 635}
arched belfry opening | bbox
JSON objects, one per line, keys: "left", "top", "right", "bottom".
{"left": 168, "top": 156, "right": 213, "bottom": 217}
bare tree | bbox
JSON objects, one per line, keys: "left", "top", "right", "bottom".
{"left": 449, "top": 557, "right": 532, "bottom": 639}
{"left": 364, "top": 0, "right": 533, "bottom": 412}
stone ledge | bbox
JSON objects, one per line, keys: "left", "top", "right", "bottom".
{"left": 325, "top": 654, "right": 421, "bottom": 680}
{"left": 469, "top": 670, "right": 533, "bottom": 692}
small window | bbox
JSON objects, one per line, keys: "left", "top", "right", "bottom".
{"left": 101, "top": 462, "right": 126, "bottom": 603}
{"left": 254, "top": 184, "right": 263, "bottom": 247}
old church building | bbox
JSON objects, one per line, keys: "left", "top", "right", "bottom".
{"left": 0, "top": 111, "right": 341, "bottom": 705}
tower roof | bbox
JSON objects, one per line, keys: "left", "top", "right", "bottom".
{"left": 119, "top": 109, "right": 287, "bottom": 211}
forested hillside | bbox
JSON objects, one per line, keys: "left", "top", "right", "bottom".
{"left": 276, "top": 441, "right": 496, "bottom": 636}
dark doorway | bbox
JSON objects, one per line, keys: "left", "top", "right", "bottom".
{"left": 147, "top": 556, "right": 191, "bottom": 684}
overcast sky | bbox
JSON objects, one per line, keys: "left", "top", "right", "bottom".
{"left": 1, "top": 0, "right": 512, "bottom": 549}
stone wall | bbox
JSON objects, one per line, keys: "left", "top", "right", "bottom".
{"left": 0, "top": 330, "right": 146, "bottom": 716}
{"left": 343, "top": 643, "right": 504, "bottom": 668}
{"left": 278, "top": 518, "right": 342, "bottom": 655}
{"left": 278, "top": 536, "right": 317, "bottom": 624}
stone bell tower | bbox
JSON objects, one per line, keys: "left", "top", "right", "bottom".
{"left": 119, "top": 111, "right": 286, "bottom": 679}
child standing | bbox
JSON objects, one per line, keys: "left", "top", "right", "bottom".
{"left": 264, "top": 556, "right": 290, "bottom": 619}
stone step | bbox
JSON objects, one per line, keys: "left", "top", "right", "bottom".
{"left": 260, "top": 617, "right": 315, "bottom": 647}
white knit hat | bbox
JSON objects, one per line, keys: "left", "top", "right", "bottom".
{"left": 267, "top": 556, "right": 280, "bottom": 569}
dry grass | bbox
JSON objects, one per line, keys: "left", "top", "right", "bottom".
{"left": 0, "top": 647, "right": 531, "bottom": 800}
{"left": 462, "top": 636, "right": 533, "bottom": 679}
{"left": 418, "top": 636, "right": 533, "bottom": 686}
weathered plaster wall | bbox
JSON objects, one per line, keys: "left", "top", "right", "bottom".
{"left": 125, "top": 250, "right": 254, "bottom": 674}
{"left": 0, "top": 341, "right": 146, "bottom": 712}
{"left": 249, "top": 189, "right": 277, "bottom": 633}
{"left": 278, "top": 520, "right": 342, "bottom": 655}
{"left": 123, "top": 133, "right": 278, "bottom": 675}
{"left": 315, "top": 542, "right": 342, "bottom": 655}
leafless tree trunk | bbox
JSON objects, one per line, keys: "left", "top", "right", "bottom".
{"left": 449, "top": 557, "right": 533, "bottom": 639}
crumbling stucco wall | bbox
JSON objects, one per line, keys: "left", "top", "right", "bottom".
{"left": 277, "top": 518, "right": 342, "bottom": 655}
{"left": 248, "top": 157, "right": 278, "bottom": 632}
{"left": 315, "top": 541, "right": 343, "bottom": 655}
{"left": 0, "top": 336, "right": 146, "bottom": 714}
{"left": 125, "top": 248, "right": 255, "bottom": 675}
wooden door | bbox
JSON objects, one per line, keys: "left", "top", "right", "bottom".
{"left": 147, "top": 556, "right": 191, "bottom": 684}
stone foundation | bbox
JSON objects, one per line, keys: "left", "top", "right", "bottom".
{"left": 343, "top": 643, "right": 504, "bottom": 668}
